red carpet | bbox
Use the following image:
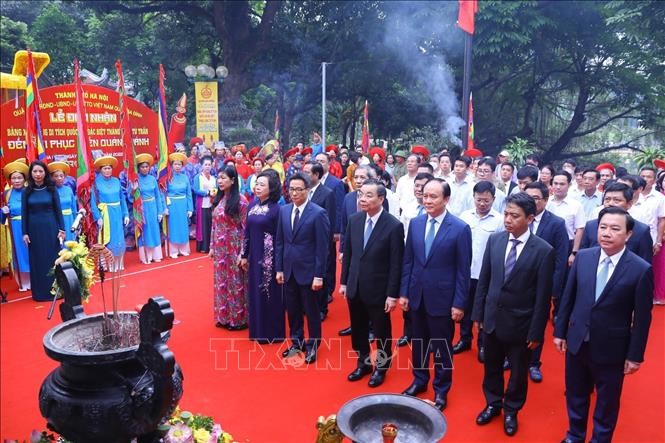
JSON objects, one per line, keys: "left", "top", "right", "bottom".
{"left": 1, "top": 243, "right": 664, "bottom": 442}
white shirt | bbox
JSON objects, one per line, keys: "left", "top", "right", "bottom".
{"left": 632, "top": 188, "right": 665, "bottom": 243}
{"left": 365, "top": 208, "right": 383, "bottom": 235}
{"left": 199, "top": 173, "right": 217, "bottom": 208}
{"left": 385, "top": 188, "right": 401, "bottom": 218}
{"left": 492, "top": 186, "right": 507, "bottom": 214}
{"left": 598, "top": 247, "right": 626, "bottom": 285}
{"left": 460, "top": 208, "right": 504, "bottom": 279}
{"left": 546, "top": 195, "right": 586, "bottom": 240}
{"left": 505, "top": 229, "right": 531, "bottom": 263}
{"left": 531, "top": 210, "right": 544, "bottom": 235}
{"left": 291, "top": 200, "right": 308, "bottom": 229}
{"left": 448, "top": 176, "right": 475, "bottom": 216}
{"left": 308, "top": 182, "right": 320, "bottom": 200}
{"left": 395, "top": 174, "right": 416, "bottom": 211}
{"left": 424, "top": 210, "right": 446, "bottom": 243}
{"left": 576, "top": 190, "right": 603, "bottom": 222}
{"left": 400, "top": 199, "right": 424, "bottom": 237}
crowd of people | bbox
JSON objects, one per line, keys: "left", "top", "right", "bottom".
{"left": 1, "top": 133, "right": 661, "bottom": 441}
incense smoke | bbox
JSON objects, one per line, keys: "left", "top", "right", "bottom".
{"left": 380, "top": 2, "right": 465, "bottom": 145}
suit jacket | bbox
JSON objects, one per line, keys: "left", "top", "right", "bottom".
{"left": 341, "top": 210, "right": 404, "bottom": 305}
{"left": 534, "top": 210, "right": 570, "bottom": 298}
{"left": 580, "top": 218, "right": 653, "bottom": 264}
{"left": 554, "top": 247, "right": 653, "bottom": 364}
{"left": 309, "top": 184, "right": 336, "bottom": 242}
{"left": 275, "top": 202, "right": 330, "bottom": 285}
{"left": 400, "top": 212, "right": 472, "bottom": 316}
{"left": 321, "top": 174, "right": 346, "bottom": 234}
{"left": 472, "top": 231, "right": 554, "bottom": 343}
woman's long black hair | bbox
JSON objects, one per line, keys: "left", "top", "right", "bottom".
{"left": 212, "top": 164, "right": 241, "bottom": 219}
{"left": 25, "top": 160, "right": 56, "bottom": 196}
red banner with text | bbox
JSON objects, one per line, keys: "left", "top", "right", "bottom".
{"left": 1, "top": 84, "right": 158, "bottom": 175}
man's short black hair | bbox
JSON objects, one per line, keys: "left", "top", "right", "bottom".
{"left": 288, "top": 172, "right": 310, "bottom": 189}
{"left": 418, "top": 163, "right": 434, "bottom": 173}
{"left": 478, "top": 157, "right": 497, "bottom": 172}
{"left": 308, "top": 162, "right": 324, "bottom": 179}
{"left": 473, "top": 180, "right": 496, "bottom": 197}
{"left": 415, "top": 172, "right": 435, "bottom": 182}
{"left": 517, "top": 165, "right": 539, "bottom": 182}
{"left": 500, "top": 161, "right": 515, "bottom": 172}
{"left": 525, "top": 181, "right": 549, "bottom": 200}
{"left": 598, "top": 206, "right": 635, "bottom": 232}
{"left": 424, "top": 177, "right": 451, "bottom": 198}
{"left": 455, "top": 156, "right": 472, "bottom": 167}
{"left": 603, "top": 182, "right": 633, "bottom": 203}
{"left": 553, "top": 170, "right": 572, "bottom": 183}
{"left": 361, "top": 178, "right": 387, "bottom": 199}
{"left": 506, "top": 192, "right": 536, "bottom": 217}
{"left": 582, "top": 168, "right": 601, "bottom": 180}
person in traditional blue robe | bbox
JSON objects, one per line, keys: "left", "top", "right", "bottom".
{"left": 91, "top": 156, "right": 129, "bottom": 272}
{"left": 48, "top": 162, "right": 78, "bottom": 241}
{"left": 165, "top": 152, "right": 194, "bottom": 258}
{"left": 21, "top": 161, "right": 65, "bottom": 301}
{"left": 1, "top": 161, "right": 30, "bottom": 291}
{"left": 135, "top": 153, "right": 165, "bottom": 264}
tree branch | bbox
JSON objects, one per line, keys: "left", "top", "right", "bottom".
{"left": 93, "top": 1, "right": 213, "bottom": 21}
{"left": 562, "top": 131, "right": 657, "bottom": 159}
{"left": 572, "top": 105, "right": 640, "bottom": 137}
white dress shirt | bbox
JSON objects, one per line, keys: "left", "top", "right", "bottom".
{"left": 632, "top": 188, "right": 665, "bottom": 243}
{"left": 424, "top": 210, "right": 446, "bottom": 243}
{"left": 291, "top": 200, "right": 308, "bottom": 229}
{"left": 505, "top": 229, "right": 531, "bottom": 263}
{"left": 460, "top": 208, "right": 504, "bottom": 279}
{"left": 546, "top": 195, "right": 586, "bottom": 240}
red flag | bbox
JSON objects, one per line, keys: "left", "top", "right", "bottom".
{"left": 73, "top": 59, "right": 97, "bottom": 242}
{"left": 157, "top": 64, "right": 171, "bottom": 192}
{"left": 361, "top": 100, "right": 370, "bottom": 153}
{"left": 458, "top": 0, "right": 479, "bottom": 34}
{"left": 115, "top": 60, "right": 143, "bottom": 242}
{"left": 467, "top": 92, "right": 475, "bottom": 150}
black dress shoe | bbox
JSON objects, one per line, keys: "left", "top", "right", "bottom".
{"left": 478, "top": 346, "right": 485, "bottom": 363}
{"left": 402, "top": 382, "right": 427, "bottom": 397}
{"left": 452, "top": 340, "right": 471, "bottom": 354}
{"left": 338, "top": 326, "right": 352, "bottom": 336}
{"left": 434, "top": 394, "right": 447, "bottom": 411}
{"left": 396, "top": 335, "right": 410, "bottom": 347}
{"left": 281, "top": 345, "right": 304, "bottom": 358}
{"left": 215, "top": 322, "right": 228, "bottom": 329}
{"left": 503, "top": 413, "right": 518, "bottom": 436}
{"left": 367, "top": 369, "right": 386, "bottom": 388}
{"left": 347, "top": 365, "right": 373, "bottom": 381}
{"left": 304, "top": 348, "right": 317, "bottom": 364}
{"left": 529, "top": 366, "right": 543, "bottom": 382}
{"left": 476, "top": 405, "right": 502, "bottom": 425}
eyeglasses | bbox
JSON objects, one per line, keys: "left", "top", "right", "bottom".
{"left": 288, "top": 187, "right": 306, "bottom": 193}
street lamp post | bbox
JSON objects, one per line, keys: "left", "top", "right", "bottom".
{"left": 183, "top": 64, "right": 227, "bottom": 147}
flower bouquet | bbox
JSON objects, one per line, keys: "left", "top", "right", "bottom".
{"left": 50, "top": 237, "right": 96, "bottom": 302}
{"left": 162, "top": 407, "right": 236, "bottom": 443}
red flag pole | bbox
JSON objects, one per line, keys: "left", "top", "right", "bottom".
{"left": 458, "top": 0, "right": 478, "bottom": 150}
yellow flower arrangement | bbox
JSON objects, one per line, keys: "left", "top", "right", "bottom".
{"left": 50, "top": 236, "right": 96, "bottom": 302}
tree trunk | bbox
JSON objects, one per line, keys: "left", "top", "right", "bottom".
{"left": 545, "top": 84, "right": 590, "bottom": 163}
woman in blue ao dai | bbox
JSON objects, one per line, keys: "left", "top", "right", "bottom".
{"left": 135, "top": 153, "right": 165, "bottom": 264}
{"left": 165, "top": 152, "right": 193, "bottom": 257}
{"left": 91, "top": 156, "right": 129, "bottom": 272}
{"left": 1, "top": 161, "right": 31, "bottom": 291}
{"left": 48, "top": 162, "right": 78, "bottom": 241}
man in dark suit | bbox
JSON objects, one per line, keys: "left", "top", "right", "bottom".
{"left": 399, "top": 178, "right": 472, "bottom": 411}
{"left": 341, "top": 179, "right": 404, "bottom": 388}
{"left": 524, "top": 182, "right": 571, "bottom": 382}
{"left": 316, "top": 153, "right": 346, "bottom": 305}
{"left": 579, "top": 182, "right": 653, "bottom": 264}
{"left": 303, "top": 161, "right": 337, "bottom": 320}
{"left": 338, "top": 165, "right": 376, "bottom": 337}
{"left": 472, "top": 192, "right": 554, "bottom": 436}
{"left": 554, "top": 206, "right": 653, "bottom": 443}
{"left": 275, "top": 173, "right": 330, "bottom": 364}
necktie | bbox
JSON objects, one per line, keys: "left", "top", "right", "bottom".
{"left": 424, "top": 219, "right": 437, "bottom": 258}
{"left": 417, "top": 205, "right": 424, "bottom": 216}
{"left": 504, "top": 238, "right": 521, "bottom": 280}
{"left": 363, "top": 218, "right": 373, "bottom": 249}
{"left": 293, "top": 207, "right": 300, "bottom": 231}
{"left": 595, "top": 257, "right": 611, "bottom": 301}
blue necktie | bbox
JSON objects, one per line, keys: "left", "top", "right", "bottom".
{"left": 293, "top": 207, "right": 300, "bottom": 231}
{"left": 595, "top": 257, "right": 611, "bottom": 301}
{"left": 417, "top": 205, "right": 424, "bottom": 216}
{"left": 363, "top": 218, "right": 373, "bottom": 249}
{"left": 504, "top": 238, "right": 521, "bottom": 281}
{"left": 424, "top": 219, "right": 437, "bottom": 258}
